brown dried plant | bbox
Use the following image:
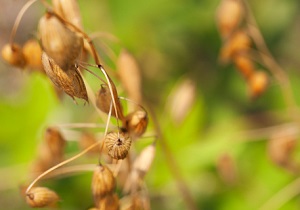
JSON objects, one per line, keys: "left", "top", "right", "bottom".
{"left": 0, "top": 0, "right": 164, "bottom": 209}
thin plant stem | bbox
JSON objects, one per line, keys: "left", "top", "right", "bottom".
{"left": 148, "top": 106, "right": 198, "bottom": 210}
{"left": 259, "top": 177, "right": 300, "bottom": 210}
{"left": 9, "top": 0, "right": 38, "bottom": 45}
{"left": 25, "top": 137, "right": 104, "bottom": 194}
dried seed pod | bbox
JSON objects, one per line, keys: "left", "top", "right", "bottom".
{"left": 44, "top": 127, "right": 66, "bottom": 159}
{"left": 1, "top": 43, "right": 26, "bottom": 68}
{"left": 92, "top": 165, "right": 116, "bottom": 203}
{"left": 42, "top": 52, "right": 88, "bottom": 102}
{"left": 220, "top": 29, "right": 251, "bottom": 63}
{"left": 96, "top": 84, "right": 124, "bottom": 119}
{"left": 268, "top": 131, "right": 297, "bottom": 169}
{"left": 124, "top": 144, "right": 155, "bottom": 193}
{"left": 104, "top": 131, "right": 131, "bottom": 159}
{"left": 26, "top": 187, "right": 59, "bottom": 208}
{"left": 167, "top": 79, "right": 196, "bottom": 124}
{"left": 79, "top": 132, "right": 101, "bottom": 155}
{"left": 98, "top": 194, "right": 120, "bottom": 210}
{"left": 233, "top": 54, "right": 255, "bottom": 79}
{"left": 124, "top": 110, "right": 148, "bottom": 138}
{"left": 217, "top": 153, "right": 238, "bottom": 185}
{"left": 23, "top": 39, "right": 43, "bottom": 71}
{"left": 117, "top": 49, "right": 142, "bottom": 105}
{"left": 133, "top": 144, "right": 156, "bottom": 177}
{"left": 248, "top": 71, "right": 268, "bottom": 98}
{"left": 216, "top": 0, "right": 244, "bottom": 39}
{"left": 39, "top": 12, "right": 83, "bottom": 70}
{"left": 52, "top": 0, "right": 83, "bottom": 29}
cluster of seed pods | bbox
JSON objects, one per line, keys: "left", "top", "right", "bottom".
{"left": 1, "top": 0, "right": 155, "bottom": 209}
{"left": 216, "top": 0, "right": 269, "bottom": 99}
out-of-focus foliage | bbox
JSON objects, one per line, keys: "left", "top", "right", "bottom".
{"left": 1, "top": 0, "right": 300, "bottom": 209}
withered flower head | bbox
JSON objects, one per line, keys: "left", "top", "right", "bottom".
{"left": 124, "top": 110, "right": 148, "bottom": 138}
{"left": 26, "top": 187, "right": 59, "bottom": 208}
{"left": 42, "top": 52, "right": 88, "bottom": 102}
{"left": 38, "top": 12, "right": 83, "bottom": 70}
{"left": 92, "top": 165, "right": 116, "bottom": 203}
{"left": 104, "top": 131, "right": 131, "bottom": 160}
{"left": 1, "top": 43, "right": 26, "bottom": 68}
{"left": 96, "top": 84, "right": 123, "bottom": 119}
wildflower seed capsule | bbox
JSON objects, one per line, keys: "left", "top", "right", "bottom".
{"left": 92, "top": 165, "right": 116, "bottom": 203}
{"left": 248, "top": 71, "right": 268, "bottom": 99}
{"left": 52, "top": 0, "right": 83, "bottom": 29}
{"left": 42, "top": 52, "right": 88, "bottom": 102}
{"left": 39, "top": 12, "right": 83, "bottom": 70}
{"left": 124, "top": 110, "right": 148, "bottom": 138}
{"left": 26, "top": 187, "right": 59, "bottom": 208}
{"left": 96, "top": 84, "right": 124, "bottom": 119}
{"left": 216, "top": 0, "right": 243, "bottom": 39}
{"left": 104, "top": 131, "right": 131, "bottom": 159}
{"left": 23, "top": 39, "right": 43, "bottom": 71}
{"left": 220, "top": 29, "right": 251, "bottom": 63}
{"left": 1, "top": 43, "right": 26, "bottom": 68}
{"left": 233, "top": 54, "right": 255, "bottom": 79}
{"left": 97, "top": 193, "right": 120, "bottom": 210}
{"left": 117, "top": 49, "right": 142, "bottom": 105}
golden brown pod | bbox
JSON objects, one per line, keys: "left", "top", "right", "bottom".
{"left": 96, "top": 84, "right": 124, "bottom": 119}
{"left": 92, "top": 165, "right": 116, "bottom": 203}
{"left": 23, "top": 39, "right": 43, "bottom": 71}
{"left": 248, "top": 71, "right": 268, "bottom": 98}
{"left": 233, "top": 54, "right": 255, "bottom": 79}
{"left": 216, "top": 0, "right": 244, "bottom": 39}
{"left": 217, "top": 153, "right": 238, "bottom": 185}
{"left": 1, "top": 43, "right": 26, "bottom": 68}
{"left": 98, "top": 194, "right": 120, "bottom": 210}
{"left": 117, "top": 49, "right": 142, "bottom": 105}
{"left": 38, "top": 12, "right": 83, "bottom": 70}
{"left": 124, "top": 110, "right": 148, "bottom": 138}
{"left": 26, "top": 187, "right": 59, "bottom": 208}
{"left": 220, "top": 29, "right": 251, "bottom": 63}
{"left": 104, "top": 131, "right": 131, "bottom": 160}
{"left": 52, "top": 0, "right": 83, "bottom": 29}
{"left": 42, "top": 52, "right": 88, "bottom": 102}
{"left": 44, "top": 127, "right": 66, "bottom": 160}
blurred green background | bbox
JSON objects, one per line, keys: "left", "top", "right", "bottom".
{"left": 1, "top": 0, "right": 300, "bottom": 209}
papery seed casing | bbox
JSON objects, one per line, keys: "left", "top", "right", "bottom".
{"left": 52, "top": 0, "right": 83, "bottom": 29}
{"left": 248, "top": 71, "right": 268, "bottom": 99}
{"left": 42, "top": 52, "right": 88, "bottom": 102}
{"left": 96, "top": 84, "right": 124, "bottom": 119}
{"left": 39, "top": 13, "right": 83, "bottom": 70}
{"left": 104, "top": 132, "right": 131, "bottom": 160}
{"left": 23, "top": 39, "right": 43, "bottom": 71}
{"left": 117, "top": 49, "right": 142, "bottom": 105}
{"left": 98, "top": 194, "right": 120, "bottom": 210}
{"left": 92, "top": 165, "right": 116, "bottom": 203}
{"left": 124, "top": 110, "right": 148, "bottom": 138}
{"left": 1, "top": 43, "right": 26, "bottom": 68}
{"left": 26, "top": 187, "right": 59, "bottom": 208}
{"left": 216, "top": 0, "right": 243, "bottom": 39}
